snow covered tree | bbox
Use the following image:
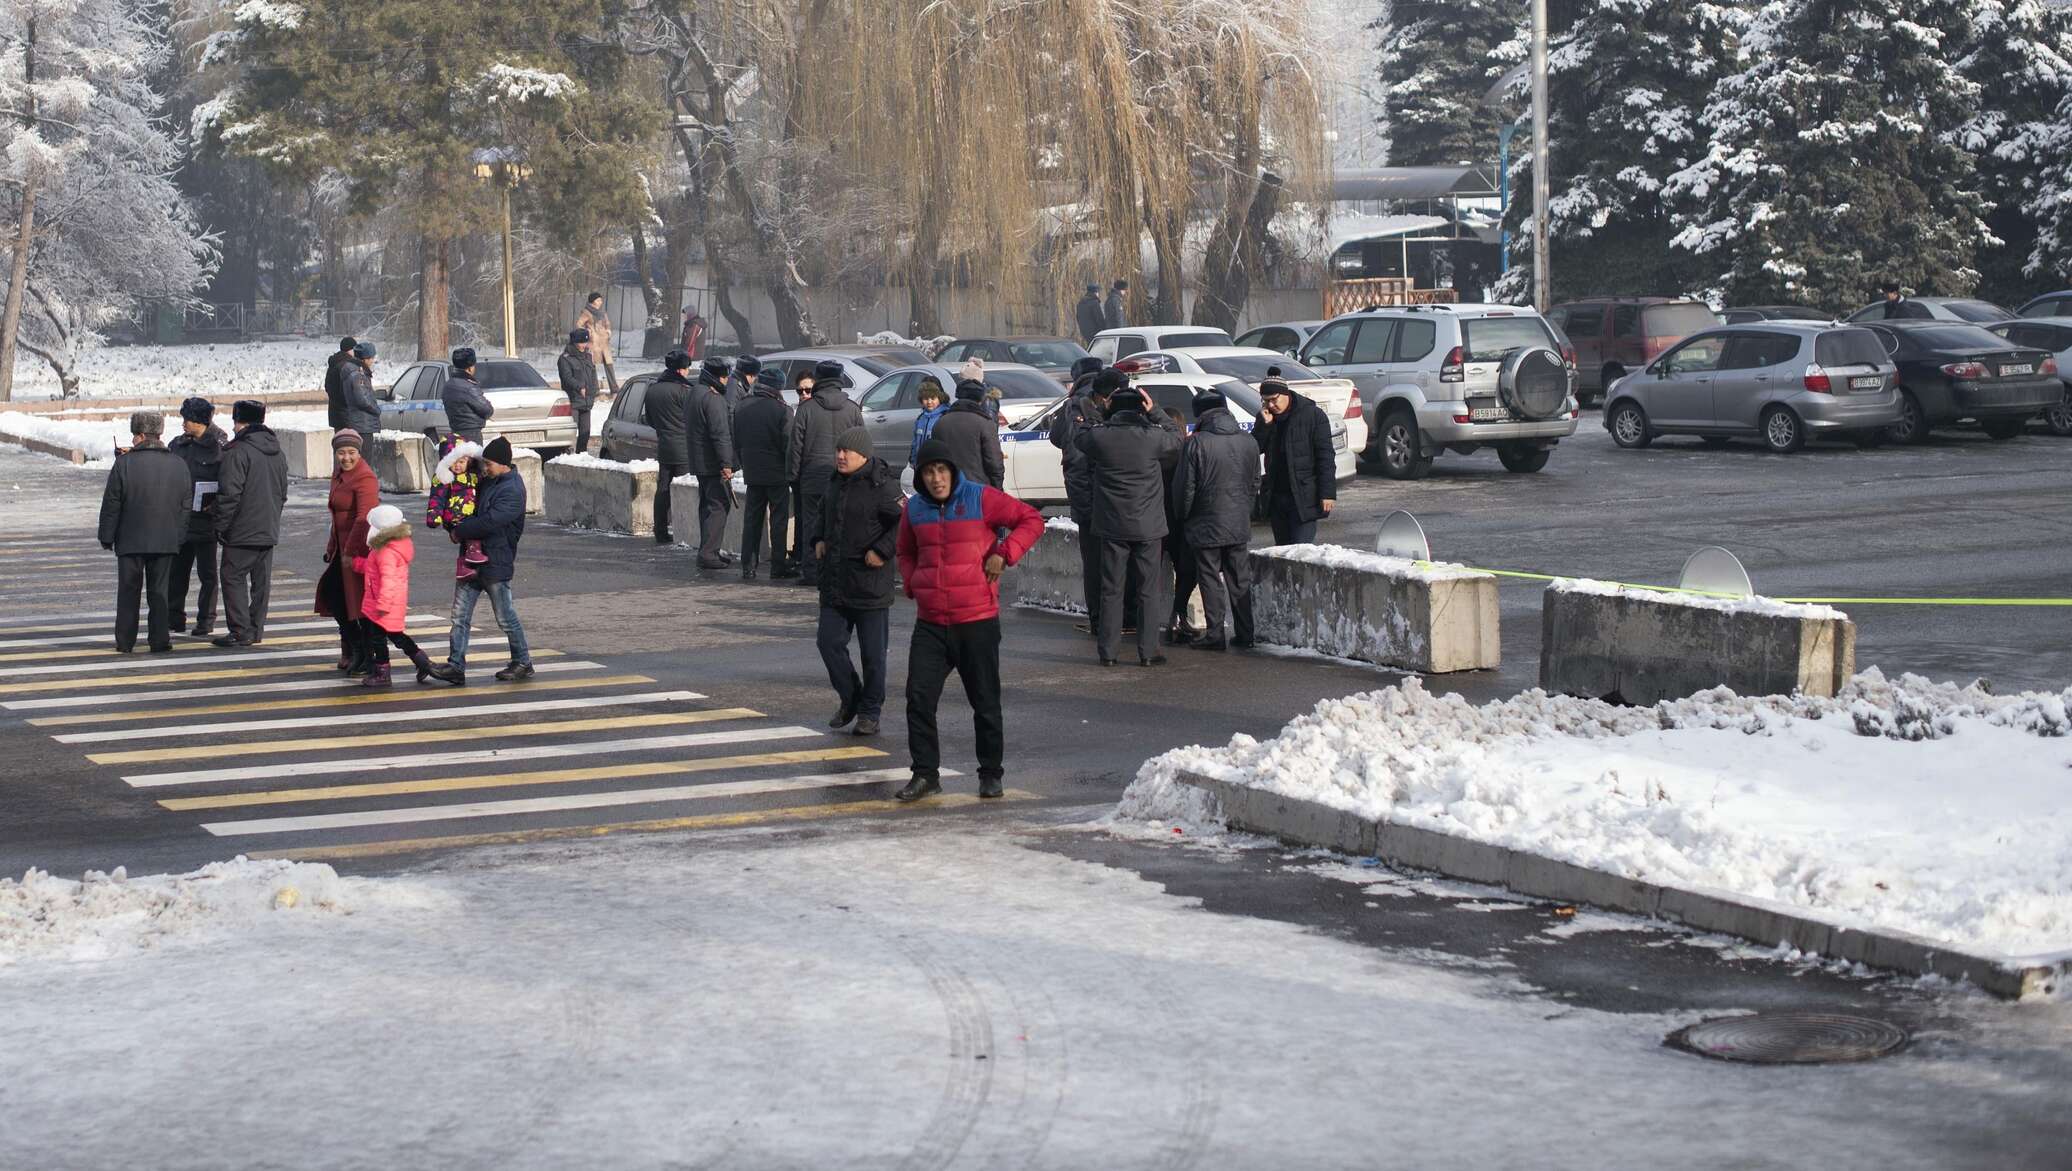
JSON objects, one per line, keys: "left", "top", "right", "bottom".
{"left": 0, "top": 0, "right": 215, "bottom": 400}
{"left": 1946, "top": 0, "right": 2072, "bottom": 304}
{"left": 1375, "top": 0, "right": 1524, "bottom": 167}
{"left": 2028, "top": 87, "right": 2072, "bottom": 286}
{"left": 1667, "top": 0, "right": 1989, "bottom": 310}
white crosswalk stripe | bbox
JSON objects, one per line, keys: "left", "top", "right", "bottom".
{"left": 0, "top": 656, "right": 592, "bottom": 711}
{"left": 55, "top": 690, "right": 705, "bottom": 743}
{"left": 0, "top": 614, "right": 448, "bottom": 650}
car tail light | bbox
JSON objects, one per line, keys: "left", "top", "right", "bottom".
{"left": 548, "top": 402, "right": 573, "bottom": 417}
{"left": 1940, "top": 361, "right": 1987, "bottom": 380}
{"left": 1343, "top": 397, "right": 1363, "bottom": 421}
{"left": 1452, "top": 413, "right": 1471, "bottom": 424}
{"left": 1802, "top": 365, "right": 1832, "bottom": 393}
{"left": 1112, "top": 358, "right": 1148, "bottom": 374}
{"left": 1439, "top": 346, "right": 1465, "bottom": 382}
{"left": 1560, "top": 343, "right": 1577, "bottom": 369}
{"left": 2043, "top": 356, "right": 2059, "bottom": 376}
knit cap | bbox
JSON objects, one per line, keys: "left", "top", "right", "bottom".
{"left": 836, "top": 426, "right": 873, "bottom": 457}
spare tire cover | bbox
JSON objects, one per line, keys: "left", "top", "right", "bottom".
{"left": 1502, "top": 348, "right": 1569, "bottom": 420}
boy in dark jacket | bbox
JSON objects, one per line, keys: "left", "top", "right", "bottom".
{"left": 1253, "top": 370, "right": 1336, "bottom": 545}
{"left": 168, "top": 396, "right": 224, "bottom": 636}
{"left": 439, "top": 437, "right": 531, "bottom": 685}
{"left": 212, "top": 400, "right": 290, "bottom": 647}
{"left": 814, "top": 428, "right": 904, "bottom": 735}
{"left": 99, "top": 411, "right": 193, "bottom": 654}
{"left": 1176, "top": 392, "right": 1258, "bottom": 650}
{"left": 734, "top": 371, "right": 795, "bottom": 579}
{"left": 339, "top": 341, "right": 382, "bottom": 437}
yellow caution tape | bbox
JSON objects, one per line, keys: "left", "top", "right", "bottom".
{"left": 1413, "top": 562, "right": 2072, "bottom": 607}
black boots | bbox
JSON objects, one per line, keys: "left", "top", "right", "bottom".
{"left": 829, "top": 697, "right": 859, "bottom": 729}
{"left": 406, "top": 649, "right": 440, "bottom": 685}
{"left": 894, "top": 775, "right": 941, "bottom": 803}
{"left": 978, "top": 775, "right": 1004, "bottom": 799}
{"left": 494, "top": 661, "right": 535, "bottom": 683}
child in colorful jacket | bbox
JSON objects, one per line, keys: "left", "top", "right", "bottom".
{"left": 428, "top": 437, "right": 489, "bottom": 581}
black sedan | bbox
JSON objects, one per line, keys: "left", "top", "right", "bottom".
{"left": 1862, "top": 321, "right": 2061, "bottom": 442}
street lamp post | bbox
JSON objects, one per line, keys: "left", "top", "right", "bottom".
{"left": 472, "top": 151, "right": 529, "bottom": 358}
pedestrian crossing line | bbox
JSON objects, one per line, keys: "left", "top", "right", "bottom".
{"left": 0, "top": 613, "right": 442, "bottom": 640}
{"left": 0, "top": 654, "right": 590, "bottom": 710}
{"left": 0, "top": 642, "right": 538, "bottom": 696}
{"left": 30, "top": 672, "right": 654, "bottom": 726}
{"left": 0, "top": 614, "right": 452, "bottom": 649}
{"left": 90, "top": 706, "right": 757, "bottom": 765}
{"left": 0, "top": 627, "right": 428, "bottom": 664}
{"left": 123, "top": 724, "right": 822, "bottom": 788}
{"left": 161, "top": 745, "right": 891, "bottom": 810}
{"left": 243, "top": 785, "right": 1027, "bottom": 862}
{"left": 56, "top": 689, "right": 706, "bottom": 744}
{"left": 0, "top": 573, "right": 302, "bottom": 598}
{"left": 0, "top": 631, "right": 488, "bottom": 678}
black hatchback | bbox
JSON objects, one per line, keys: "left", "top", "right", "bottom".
{"left": 1862, "top": 321, "right": 2060, "bottom": 443}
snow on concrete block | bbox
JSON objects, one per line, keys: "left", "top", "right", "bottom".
{"left": 511, "top": 449, "right": 545, "bottom": 517}
{"left": 545, "top": 454, "right": 657, "bottom": 536}
{"left": 273, "top": 427, "right": 334, "bottom": 479}
{"left": 1247, "top": 545, "right": 1500, "bottom": 674}
{"left": 665, "top": 474, "right": 752, "bottom": 553}
{"left": 365, "top": 431, "right": 432, "bottom": 495}
{"left": 1539, "top": 579, "right": 1855, "bottom": 704}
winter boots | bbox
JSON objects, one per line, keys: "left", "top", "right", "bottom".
{"left": 894, "top": 775, "right": 941, "bottom": 803}
{"left": 406, "top": 649, "right": 442, "bottom": 685}
{"left": 493, "top": 661, "right": 534, "bottom": 683}
{"left": 361, "top": 662, "right": 392, "bottom": 688}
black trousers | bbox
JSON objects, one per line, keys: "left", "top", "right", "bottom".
{"left": 695, "top": 474, "right": 732, "bottom": 562}
{"left": 742, "top": 484, "right": 790, "bottom": 573}
{"left": 654, "top": 460, "right": 688, "bottom": 540}
{"left": 1070, "top": 505, "right": 1102, "bottom": 629}
{"left": 572, "top": 408, "right": 592, "bottom": 457}
{"left": 170, "top": 534, "right": 218, "bottom": 630}
{"left": 219, "top": 545, "right": 273, "bottom": 642}
{"left": 818, "top": 604, "right": 889, "bottom": 720}
{"left": 1167, "top": 530, "right": 1197, "bottom": 628}
{"left": 316, "top": 561, "right": 368, "bottom": 659}
{"left": 367, "top": 622, "right": 424, "bottom": 664}
{"left": 1194, "top": 544, "right": 1255, "bottom": 642}
{"left": 789, "top": 484, "right": 805, "bottom": 565}
{"left": 906, "top": 617, "right": 1004, "bottom": 783}
{"left": 115, "top": 554, "right": 173, "bottom": 653}
{"left": 1097, "top": 539, "right": 1167, "bottom": 662}
{"left": 796, "top": 476, "right": 833, "bottom": 585}
{"left": 1268, "top": 494, "right": 1318, "bottom": 546}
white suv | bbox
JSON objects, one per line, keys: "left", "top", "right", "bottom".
{"left": 1087, "top": 324, "right": 1232, "bottom": 363}
{"left": 1300, "top": 303, "right": 1579, "bottom": 479}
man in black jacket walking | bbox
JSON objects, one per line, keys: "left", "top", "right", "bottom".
{"left": 167, "top": 396, "right": 224, "bottom": 637}
{"left": 557, "top": 329, "right": 600, "bottom": 455}
{"left": 686, "top": 355, "right": 738, "bottom": 569}
{"left": 814, "top": 428, "right": 903, "bottom": 736}
{"left": 99, "top": 411, "right": 192, "bottom": 654}
{"left": 212, "top": 400, "right": 290, "bottom": 647}
{"left": 1075, "top": 385, "right": 1181, "bottom": 666}
{"left": 1253, "top": 371, "right": 1336, "bottom": 546}
{"left": 645, "top": 351, "right": 699, "bottom": 545}
{"left": 787, "top": 359, "right": 864, "bottom": 587}
{"left": 1176, "top": 391, "right": 1258, "bottom": 650}
{"left": 928, "top": 379, "right": 1005, "bottom": 489}
{"left": 324, "top": 337, "right": 356, "bottom": 430}
{"left": 734, "top": 369, "right": 794, "bottom": 579}
{"left": 1104, "top": 279, "right": 1128, "bottom": 330}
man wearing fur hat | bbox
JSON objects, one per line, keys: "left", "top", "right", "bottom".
{"left": 443, "top": 347, "right": 495, "bottom": 443}
{"left": 213, "top": 400, "right": 289, "bottom": 647}
{"left": 168, "top": 396, "right": 224, "bottom": 637}
{"left": 557, "top": 329, "right": 599, "bottom": 455}
{"left": 98, "top": 410, "right": 193, "bottom": 654}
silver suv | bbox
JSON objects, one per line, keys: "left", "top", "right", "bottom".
{"left": 1299, "top": 303, "right": 1578, "bottom": 478}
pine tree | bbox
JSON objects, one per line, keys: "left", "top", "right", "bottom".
{"left": 1947, "top": 0, "right": 2072, "bottom": 304}
{"left": 1376, "top": 0, "right": 1525, "bottom": 167}
{"left": 1667, "top": 0, "right": 1988, "bottom": 310}
{"left": 2028, "top": 87, "right": 2072, "bottom": 286}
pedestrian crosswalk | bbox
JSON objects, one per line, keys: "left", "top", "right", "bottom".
{"left": 0, "top": 536, "right": 1030, "bottom": 864}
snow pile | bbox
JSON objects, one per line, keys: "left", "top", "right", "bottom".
{"left": 8, "top": 338, "right": 336, "bottom": 401}
{"left": 855, "top": 330, "right": 955, "bottom": 356}
{"left": 1121, "top": 668, "right": 2072, "bottom": 958}
{"left": 1046, "top": 516, "right": 1079, "bottom": 534}
{"left": 0, "top": 858, "right": 433, "bottom": 967}
{"left": 549, "top": 452, "right": 658, "bottom": 473}
{"left": 1264, "top": 544, "right": 1489, "bottom": 584}
{"left": 0, "top": 411, "right": 213, "bottom": 459}
{"left": 1554, "top": 576, "right": 1846, "bottom": 621}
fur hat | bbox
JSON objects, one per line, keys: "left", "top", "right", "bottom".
{"left": 698, "top": 356, "right": 730, "bottom": 385}
{"left": 734, "top": 354, "right": 762, "bottom": 376}
{"left": 366, "top": 503, "right": 406, "bottom": 536}
{"left": 1070, "top": 355, "right": 1104, "bottom": 382}
{"left": 1091, "top": 368, "right": 1127, "bottom": 395}
{"left": 812, "top": 359, "right": 846, "bottom": 383}
{"left": 232, "top": 399, "right": 266, "bottom": 425}
{"left": 179, "top": 396, "right": 214, "bottom": 425}
{"left": 451, "top": 347, "right": 477, "bottom": 371}
{"left": 331, "top": 428, "right": 363, "bottom": 450}
{"left": 130, "top": 410, "right": 164, "bottom": 437}
{"left": 435, "top": 439, "right": 483, "bottom": 484}
{"left": 338, "top": 336, "right": 357, "bottom": 352}
{"left": 1105, "top": 385, "right": 1145, "bottom": 411}
{"left": 569, "top": 328, "right": 591, "bottom": 344}
{"left": 836, "top": 426, "right": 873, "bottom": 457}
{"left": 1191, "top": 391, "right": 1227, "bottom": 416}
{"left": 955, "top": 378, "right": 988, "bottom": 403}
{"left": 481, "top": 436, "right": 513, "bottom": 466}
{"left": 664, "top": 349, "right": 692, "bottom": 371}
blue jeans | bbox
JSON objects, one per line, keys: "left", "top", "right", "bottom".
{"left": 449, "top": 579, "right": 530, "bottom": 671}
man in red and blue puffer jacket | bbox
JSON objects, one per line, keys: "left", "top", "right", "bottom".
{"left": 894, "top": 437, "right": 1045, "bottom": 802}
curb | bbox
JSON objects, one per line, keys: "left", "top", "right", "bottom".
{"left": 1176, "top": 770, "right": 2068, "bottom": 1000}
{"left": 0, "top": 428, "right": 88, "bottom": 465}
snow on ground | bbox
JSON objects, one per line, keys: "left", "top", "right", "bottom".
{"left": 0, "top": 411, "right": 230, "bottom": 460}
{"left": 8, "top": 338, "right": 593, "bottom": 402}
{"left": 1120, "top": 668, "right": 2072, "bottom": 959}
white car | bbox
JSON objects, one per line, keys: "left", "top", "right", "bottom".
{"left": 1087, "top": 324, "right": 1233, "bottom": 363}
{"left": 379, "top": 358, "right": 577, "bottom": 452}
{"left": 1114, "top": 347, "right": 1366, "bottom": 475}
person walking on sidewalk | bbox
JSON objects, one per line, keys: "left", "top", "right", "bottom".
{"left": 815, "top": 428, "right": 903, "bottom": 737}
{"left": 315, "top": 429, "right": 382, "bottom": 676}
{"left": 98, "top": 411, "right": 192, "bottom": 654}
{"left": 324, "top": 336, "right": 356, "bottom": 431}
{"left": 1175, "top": 390, "right": 1257, "bottom": 651}
{"left": 1252, "top": 369, "right": 1335, "bottom": 546}
{"left": 577, "top": 292, "right": 617, "bottom": 393}
{"left": 1075, "top": 385, "right": 1181, "bottom": 667}
{"left": 929, "top": 378, "right": 1005, "bottom": 489}
{"left": 558, "top": 329, "right": 600, "bottom": 456}
{"left": 212, "top": 400, "right": 289, "bottom": 647}
{"left": 646, "top": 351, "right": 698, "bottom": 545}
{"left": 339, "top": 341, "right": 381, "bottom": 438}
{"left": 682, "top": 307, "right": 707, "bottom": 360}
{"left": 442, "top": 348, "right": 495, "bottom": 444}
{"left": 893, "top": 438, "right": 1044, "bottom": 802}
{"left": 440, "top": 437, "right": 533, "bottom": 685}
{"left": 353, "top": 504, "right": 447, "bottom": 687}
{"left": 686, "top": 354, "right": 738, "bottom": 569}
{"left": 167, "top": 396, "right": 224, "bottom": 637}
{"left": 734, "top": 364, "right": 794, "bottom": 580}
{"left": 788, "top": 359, "right": 862, "bottom": 588}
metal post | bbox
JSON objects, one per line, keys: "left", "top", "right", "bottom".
{"left": 1498, "top": 124, "right": 1516, "bottom": 274}
{"left": 1531, "top": 0, "right": 1551, "bottom": 309}
{"left": 499, "top": 184, "right": 517, "bottom": 358}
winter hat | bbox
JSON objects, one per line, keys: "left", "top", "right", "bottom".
{"left": 913, "top": 438, "right": 959, "bottom": 479}
{"left": 569, "top": 327, "right": 591, "bottom": 344}
{"left": 812, "top": 359, "right": 846, "bottom": 383}
{"left": 733, "top": 354, "right": 762, "bottom": 377}
{"left": 955, "top": 378, "right": 988, "bottom": 403}
{"left": 435, "top": 440, "right": 482, "bottom": 484}
{"left": 664, "top": 349, "right": 692, "bottom": 371}
{"left": 1070, "top": 355, "right": 1103, "bottom": 381}
{"left": 352, "top": 341, "right": 377, "bottom": 360}
{"left": 1086, "top": 283, "right": 1100, "bottom": 296}
{"left": 179, "top": 396, "right": 215, "bottom": 424}
{"left": 917, "top": 379, "right": 946, "bottom": 403}
{"left": 366, "top": 503, "right": 405, "bottom": 536}
{"left": 1259, "top": 373, "right": 1291, "bottom": 399}
{"left": 232, "top": 399, "right": 266, "bottom": 425}
{"left": 1106, "top": 386, "right": 1145, "bottom": 411}
{"left": 698, "top": 356, "right": 729, "bottom": 385}
{"left": 451, "top": 347, "right": 477, "bottom": 371}
{"left": 481, "top": 436, "right": 514, "bottom": 466}
{"left": 836, "top": 426, "right": 874, "bottom": 458}
{"left": 1091, "top": 368, "right": 1127, "bottom": 395}
{"left": 332, "top": 428, "right": 363, "bottom": 450}
{"left": 130, "top": 410, "right": 164, "bottom": 437}
{"left": 1191, "top": 391, "right": 1227, "bottom": 416}
{"left": 338, "top": 336, "right": 357, "bottom": 352}
{"left": 959, "top": 357, "right": 985, "bottom": 384}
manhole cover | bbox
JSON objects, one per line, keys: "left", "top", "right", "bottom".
{"left": 1666, "top": 1012, "right": 1908, "bottom": 1065}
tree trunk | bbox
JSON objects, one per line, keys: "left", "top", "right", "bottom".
{"left": 908, "top": 191, "right": 945, "bottom": 338}
{"left": 705, "top": 232, "right": 754, "bottom": 352}
{"left": 1148, "top": 205, "right": 1185, "bottom": 324}
{"left": 418, "top": 234, "right": 450, "bottom": 360}
{"left": 0, "top": 175, "right": 37, "bottom": 404}
{"left": 1193, "top": 170, "right": 1283, "bottom": 334}
{"left": 660, "top": 207, "right": 694, "bottom": 352}
{"left": 631, "top": 222, "right": 667, "bottom": 358}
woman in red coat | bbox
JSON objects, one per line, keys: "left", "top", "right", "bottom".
{"left": 315, "top": 429, "right": 382, "bottom": 675}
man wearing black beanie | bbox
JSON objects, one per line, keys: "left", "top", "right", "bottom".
{"left": 168, "top": 397, "right": 223, "bottom": 636}
{"left": 324, "top": 337, "right": 356, "bottom": 431}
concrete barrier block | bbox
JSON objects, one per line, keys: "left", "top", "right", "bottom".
{"left": 511, "top": 449, "right": 545, "bottom": 517}
{"left": 1246, "top": 546, "right": 1500, "bottom": 673}
{"left": 273, "top": 427, "right": 335, "bottom": 479}
{"left": 1538, "top": 580, "right": 1856, "bottom": 704}
{"left": 545, "top": 455, "right": 658, "bottom": 536}
{"left": 366, "top": 432, "right": 432, "bottom": 494}
{"left": 1009, "top": 517, "right": 1208, "bottom": 626}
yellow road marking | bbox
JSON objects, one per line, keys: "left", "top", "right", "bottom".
{"left": 0, "top": 628, "right": 446, "bottom": 663}
{"left": 90, "top": 707, "right": 761, "bottom": 764}
{"left": 245, "top": 789, "right": 1039, "bottom": 860}
{"left": 32, "top": 674, "right": 654, "bottom": 726}
{"left": 0, "top": 649, "right": 563, "bottom": 695}
{"left": 160, "top": 746, "right": 890, "bottom": 810}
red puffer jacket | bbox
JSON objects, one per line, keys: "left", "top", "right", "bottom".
{"left": 897, "top": 443, "right": 1044, "bottom": 626}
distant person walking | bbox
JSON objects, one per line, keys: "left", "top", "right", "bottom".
{"left": 442, "top": 347, "right": 494, "bottom": 444}
{"left": 734, "top": 362, "right": 795, "bottom": 580}
{"left": 338, "top": 340, "right": 381, "bottom": 438}
{"left": 646, "top": 352, "right": 698, "bottom": 545}
{"left": 98, "top": 411, "right": 192, "bottom": 654}
{"left": 894, "top": 438, "right": 1044, "bottom": 802}
{"left": 929, "top": 378, "right": 1005, "bottom": 489}
{"left": 323, "top": 336, "right": 356, "bottom": 430}
{"left": 212, "top": 400, "right": 289, "bottom": 647}
{"left": 558, "top": 328, "right": 600, "bottom": 455}
{"left": 1175, "top": 390, "right": 1257, "bottom": 651}
{"left": 441, "top": 437, "right": 533, "bottom": 685}
{"left": 1076, "top": 384, "right": 1181, "bottom": 667}
{"left": 687, "top": 353, "right": 739, "bottom": 569}
{"left": 315, "top": 429, "right": 382, "bottom": 676}
{"left": 788, "top": 359, "right": 863, "bottom": 587}
{"left": 1075, "top": 284, "right": 1105, "bottom": 346}
{"left": 167, "top": 396, "right": 224, "bottom": 637}
{"left": 909, "top": 378, "right": 948, "bottom": 465}
{"left": 681, "top": 308, "right": 707, "bottom": 360}
{"left": 814, "top": 428, "right": 903, "bottom": 737}
{"left": 1103, "top": 278, "right": 1128, "bottom": 330}
{"left": 1252, "top": 370, "right": 1336, "bottom": 546}
{"left": 577, "top": 292, "right": 618, "bottom": 393}
{"left": 354, "top": 504, "right": 447, "bottom": 687}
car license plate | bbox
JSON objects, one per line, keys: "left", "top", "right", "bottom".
{"left": 2001, "top": 363, "right": 2034, "bottom": 377}
{"left": 1469, "top": 407, "right": 1512, "bottom": 422}
{"left": 1333, "top": 432, "right": 1347, "bottom": 451}
{"left": 1849, "top": 375, "right": 1883, "bottom": 390}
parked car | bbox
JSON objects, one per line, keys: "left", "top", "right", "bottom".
{"left": 1545, "top": 297, "right": 1720, "bottom": 401}
{"left": 1847, "top": 296, "right": 2012, "bottom": 324}
{"left": 1233, "top": 320, "right": 1324, "bottom": 358}
{"left": 1602, "top": 323, "right": 1900, "bottom": 453}
{"left": 1721, "top": 305, "right": 1832, "bottom": 325}
{"left": 755, "top": 345, "right": 931, "bottom": 396}
{"left": 1298, "top": 303, "right": 1578, "bottom": 478}
{"left": 1861, "top": 321, "right": 2060, "bottom": 442}
{"left": 1087, "top": 324, "right": 1233, "bottom": 363}
{"left": 1113, "top": 347, "right": 1365, "bottom": 472}
{"left": 380, "top": 358, "right": 577, "bottom": 453}
{"left": 935, "top": 336, "right": 1090, "bottom": 383}
{"left": 1987, "top": 318, "right": 2072, "bottom": 435}
{"left": 2016, "top": 291, "right": 2072, "bottom": 318}
{"left": 855, "top": 362, "right": 1063, "bottom": 471}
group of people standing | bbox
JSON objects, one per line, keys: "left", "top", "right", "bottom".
{"left": 1075, "top": 279, "right": 1131, "bottom": 345}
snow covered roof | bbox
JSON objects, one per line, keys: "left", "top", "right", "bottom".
{"left": 1330, "top": 167, "right": 1500, "bottom": 202}
{"left": 1326, "top": 213, "right": 1452, "bottom": 252}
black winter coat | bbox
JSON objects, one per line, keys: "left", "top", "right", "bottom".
{"left": 733, "top": 387, "right": 793, "bottom": 486}
{"left": 788, "top": 387, "right": 864, "bottom": 483}
{"left": 1075, "top": 294, "right": 1106, "bottom": 344}
{"left": 645, "top": 370, "right": 697, "bottom": 467}
{"left": 214, "top": 425, "right": 289, "bottom": 549}
{"left": 1047, "top": 382, "right": 1102, "bottom": 513}
{"left": 454, "top": 468, "right": 525, "bottom": 583}
{"left": 339, "top": 361, "right": 381, "bottom": 437}
{"left": 169, "top": 429, "right": 224, "bottom": 540}
{"left": 557, "top": 347, "right": 598, "bottom": 411}
{"left": 1176, "top": 408, "right": 1258, "bottom": 548}
{"left": 1254, "top": 392, "right": 1337, "bottom": 523}
{"left": 442, "top": 371, "right": 495, "bottom": 442}
{"left": 927, "top": 400, "right": 1004, "bottom": 489}
{"left": 817, "top": 457, "right": 903, "bottom": 610}
{"left": 324, "top": 351, "right": 351, "bottom": 430}
{"left": 686, "top": 385, "right": 738, "bottom": 477}
{"left": 1103, "top": 289, "right": 1124, "bottom": 330}
{"left": 98, "top": 441, "right": 192, "bottom": 556}
{"left": 1075, "top": 407, "right": 1181, "bottom": 542}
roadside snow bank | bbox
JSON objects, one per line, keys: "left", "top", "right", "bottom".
{"left": 1121, "top": 668, "right": 2072, "bottom": 958}
{"left": 0, "top": 411, "right": 206, "bottom": 460}
{"left": 1553, "top": 576, "right": 1846, "bottom": 621}
{"left": 550, "top": 451, "right": 657, "bottom": 473}
{"left": 1264, "top": 544, "right": 1488, "bottom": 584}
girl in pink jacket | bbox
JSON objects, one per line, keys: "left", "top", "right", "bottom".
{"left": 353, "top": 503, "right": 448, "bottom": 686}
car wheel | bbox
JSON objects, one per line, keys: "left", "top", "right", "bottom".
{"left": 1496, "top": 442, "right": 1550, "bottom": 473}
{"left": 1761, "top": 406, "right": 1805, "bottom": 453}
{"left": 1887, "top": 391, "right": 1929, "bottom": 445}
{"left": 2045, "top": 389, "right": 2072, "bottom": 437}
{"left": 1980, "top": 415, "right": 2026, "bottom": 441}
{"left": 1607, "top": 401, "right": 1651, "bottom": 449}
{"left": 1701, "top": 436, "right": 1732, "bottom": 448}
{"left": 1375, "top": 407, "right": 1432, "bottom": 480}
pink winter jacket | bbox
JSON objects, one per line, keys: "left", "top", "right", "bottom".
{"left": 354, "top": 524, "right": 415, "bottom": 633}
